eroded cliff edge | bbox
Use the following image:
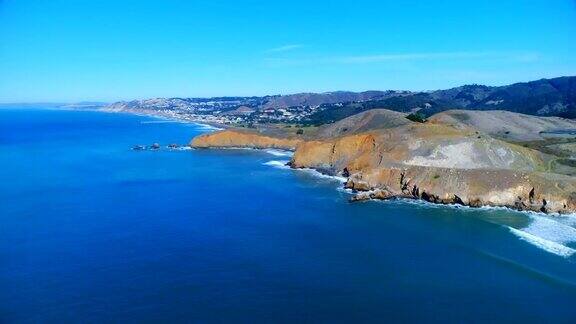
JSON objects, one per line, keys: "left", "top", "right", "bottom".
{"left": 191, "top": 129, "right": 302, "bottom": 150}
{"left": 190, "top": 112, "right": 576, "bottom": 214}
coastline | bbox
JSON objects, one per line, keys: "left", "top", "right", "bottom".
{"left": 97, "top": 107, "right": 576, "bottom": 217}
{"left": 259, "top": 145, "right": 576, "bottom": 258}
{"left": 62, "top": 107, "right": 576, "bottom": 257}
{"left": 190, "top": 129, "right": 576, "bottom": 216}
{"left": 201, "top": 142, "right": 576, "bottom": 218}
{"left": 274, "top": 155, "right": 576, "bottom": 217}
{"left": 3, "top": 109, "right": 576, "bottom": 322}
{"left": 97, "top": 107, "right": 229, "bottom": 131}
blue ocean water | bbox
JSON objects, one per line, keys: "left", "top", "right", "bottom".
{"left": 1, "top": 108, "right": 576, "bottom": 323}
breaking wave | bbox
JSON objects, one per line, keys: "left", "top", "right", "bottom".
{"left": 521, "top": 215, "right": 576, "bottom": 245}
{"left": 261, "top": 156, "right": 576, "bottom": 258}
{"left": 263, "top": 160, "right": 291, "bottom": 169}
{"left": 263, "top": 160, "right": 346, "bottom": 183}
{"left": 509, "top": 214, "right": 576, "bottom": 257}
{"left": 509, "top": 227, "right": 576, "bottom": 258}
{"left": 297, "top": 168, "right": 347, "bottom": 183}
{"left": 170, "top": 146, "right": 192, "bottom": 151}
{"left": 393, "top": 199, "right": 576, "bottom": 258}
{"left": 391, "top": 199, "right": 576, "bottom": 257}
{"left": 264, "top": 149, "right": 294, "bottom": 157}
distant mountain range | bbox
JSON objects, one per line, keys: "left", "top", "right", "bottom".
{"left": 306, "top": 76, "right": 576, "bottom": 124}
{"left": 105, "top": 76, "right": 576, "bottom": 124}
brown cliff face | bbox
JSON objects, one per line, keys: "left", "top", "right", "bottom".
{"left": 289, "top": 123, "right": 576, "bottom": 214}
{"left": 292, "top": 123, "right": 548, "bottom": 173}
{"left": 292, "top": 133, "right": 376, "bottom": 172}
{"left": 189, "top": 125, "right": 576, "bottom": 214}
{"left": 343, "top": 166, "right": 576, "bottom": 213}
{"left": 190, "top": 130, "right": 302, "bottom": 150}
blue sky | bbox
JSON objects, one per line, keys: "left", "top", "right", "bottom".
{"left": 1, "top": 0, "right": 575, "bottom": 103}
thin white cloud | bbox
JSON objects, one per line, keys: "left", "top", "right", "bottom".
{"left": 264, "top": 51, "right": 540, "bottom": 67}
{"left": 335, "top": 51, "right": 492, "bottom": 63}
{"left": 265, "top": 44, "right": 304, "bottom": 53}
{"left": 336, "top": 51, "right": 540, "bottom": 64}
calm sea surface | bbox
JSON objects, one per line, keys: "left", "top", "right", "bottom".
{"left": 1, "top": 108, "right": 576, "bottom": 323}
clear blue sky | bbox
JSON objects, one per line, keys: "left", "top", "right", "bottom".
{"left": 1, "top": 0, "right": 575, "bottom": 103}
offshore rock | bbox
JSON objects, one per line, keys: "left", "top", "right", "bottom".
{"left": 350, "top": 188, "right": 393, "bottom": 202}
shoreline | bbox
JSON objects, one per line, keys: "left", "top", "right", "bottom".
{"left": 79, "top": 107, "right": 576, "bottom": 219}
{"left": 277, "top": 154, "right": 576, "bottom": 217}
{"left": 317, "top": 167, "right": 576, "bottom": 216}
{"left": 202, "top": 143, "right": 576, "bottom": 217}
{"left": 19, "top": 106, "right": 576, "bottom": 257}
{"left": 94, "top": 107, "right": 230, "bottom": 131}
{"left": 56, "top": 107, "right": 576, "bottom": 256}
{"left": 260, "top": 149, "right": 576, "bottom": 258}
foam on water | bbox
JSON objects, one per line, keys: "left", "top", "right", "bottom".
{"left": 261, "top": 153, "right": 576, "bottom": 258}
{"left": 505, "top": 214, "right": 576, "bottom": 257}
{"left": 297, "top": 168, "right": 347, "bottom": 183}
{"left": 553, "top": 214, "right": 576, "bottom": 227}
{"left": 521, "top": 215, "right": 576, "bottom": 245}
{"left": 263, "top": 160, "right": 347, "bottom": 183}
{"left": 387, "top": 198, "right": 576, "bottom": 257}
{"left": 337, "top": 187, "right": 354, "bottom": 194}
{"left": 263, "top": 160, "right": 291, "bottom": 169}
{"left": 393, "top": 199, "right": 576, "bottom": 257}
{"left": 264, "top": 149, "right": 294, "bottom": 157}
{"left": 509, "top": 227, "right": 576, "bottom": 258}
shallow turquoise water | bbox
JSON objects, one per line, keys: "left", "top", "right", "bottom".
{"left": 1, "top": 108, "right": 576, "bottom": 323}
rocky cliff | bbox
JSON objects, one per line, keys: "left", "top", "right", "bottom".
{"left": 189, "top": 116, "right": 576, "bottom": 214}
{"left": 191, "top": 130, "right": 302, "bottom": 150}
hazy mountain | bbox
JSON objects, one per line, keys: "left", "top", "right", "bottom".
{"left": 427, "top": 76, "right": 576, "bottom": 117}
{"left": 261, "top": 90, "right": 410, "bottom": 109}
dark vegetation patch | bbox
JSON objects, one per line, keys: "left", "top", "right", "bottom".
{"left": 406, "top": 113, "right": 427, "bottom": 123}
{"left": 557, "top": 158, "right": 576, "bottom": 167}
{"left": 301, "top": 76, "right": 576, "bottom": 126}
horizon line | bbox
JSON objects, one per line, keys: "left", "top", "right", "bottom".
{"left": 1, "top": 74, "right": 573, "bottom": 105}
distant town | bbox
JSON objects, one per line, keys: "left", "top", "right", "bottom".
{"left": 103, "top": 76, "right": 576, "bottom": 127}
{"left": 104, "top": 95, "right": 370, "bottom": 126}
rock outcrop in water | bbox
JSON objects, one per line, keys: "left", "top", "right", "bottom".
{"left": 190, "top": 110, "right": 576, "bottom": 214}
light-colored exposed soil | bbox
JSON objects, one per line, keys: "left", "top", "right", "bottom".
{"left": 430, "top": 110, "right": 576, "bottom": 141}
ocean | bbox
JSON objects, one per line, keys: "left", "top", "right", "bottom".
{"left": 1, "top": 107, "right": 576, "bottom": 323}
